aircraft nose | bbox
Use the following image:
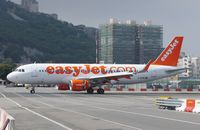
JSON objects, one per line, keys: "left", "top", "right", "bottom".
{"left": 7, "top": 73, "right": 16, "bottom": 82}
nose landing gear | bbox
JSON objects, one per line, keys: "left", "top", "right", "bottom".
{"left": 30, "top": 87, "right": 35, "bottom": 94}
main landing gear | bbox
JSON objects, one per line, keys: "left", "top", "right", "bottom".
{"left": 30, "top": 87, "right": 35, "bottom": 94}
{"left": 87, "top": 87, "right": 105, "bottom": 94}
{"left": 97, "top": 88, "right": 104, "bottom": 94}
{"left": 87, "top": 88, "right": 104, "bottom": 94}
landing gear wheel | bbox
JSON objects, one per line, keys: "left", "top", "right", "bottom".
{"left": 97, "top": 88, "right": 104, "bottom": 94}
{"left": 30, "top": 89, "right": 35, "bottom": 94}
{"left": 87, "top": 87, "right": 94, "bottom": 94}
{"left": 30, "top": 87, "right": 35, "bottom": 94}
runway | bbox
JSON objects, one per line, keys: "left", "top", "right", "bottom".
{"left": 1, "top": 86, "right": 200, "bottom": 130}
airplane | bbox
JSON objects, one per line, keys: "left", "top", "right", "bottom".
{"left": 7, "top": 36, "right": 185, "bottom": 94}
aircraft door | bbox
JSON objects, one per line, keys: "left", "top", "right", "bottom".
{"left": 31, "top": 64, "right": 39, "bottom": 77}
{"left": 31, "top": 64, "right": 44, "bottom": 84}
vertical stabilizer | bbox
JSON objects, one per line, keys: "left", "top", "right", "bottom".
{"left": 153, "top": 36, "right": 183, "bottom": 66}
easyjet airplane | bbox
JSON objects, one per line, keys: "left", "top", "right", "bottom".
{"left": 7, "top": 36, "right": 185, "bottom": 94}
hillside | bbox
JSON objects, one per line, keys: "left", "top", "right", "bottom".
{"left": 0, "top": 0, "right": 97, "bottom": 63}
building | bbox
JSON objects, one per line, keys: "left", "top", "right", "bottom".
{"left": 191, "top": 57, "right": 200, "bottom": 77}
{"left": 138, "top": 21, "right": 163, "bottom": 63}
{"left": 21, "top": 0, "right": 39, "bottom": 12}
{"left": 98, "top": 18, "right": 138, "bottom": 64}
{"left": 178, "top": 55, "right": 192, "bottom": 77}
{"left": 98, "top": 18, "right": 163, "bottom": 64}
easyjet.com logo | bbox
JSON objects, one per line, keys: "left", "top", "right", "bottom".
{"left": 161, "top": 39, "right": 179, "bottom": 62}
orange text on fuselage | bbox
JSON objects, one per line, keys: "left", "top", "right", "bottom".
{"left": 46, "top": 65, "right": 136, "bottom": 77}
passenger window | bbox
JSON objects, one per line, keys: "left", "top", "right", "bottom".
{"left": 22, "top": 69, "right": 25, "bottom": 72}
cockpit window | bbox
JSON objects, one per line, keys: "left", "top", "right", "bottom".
{"left": 15, "top": 69, "right": 25, "bottom": 72}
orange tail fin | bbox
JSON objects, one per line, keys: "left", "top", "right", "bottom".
{"left": 153, "top": 36, "right": 183, "bottom": 66}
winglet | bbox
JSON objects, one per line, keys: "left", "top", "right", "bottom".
{"left": 153, "top": 36, "right": 183, "bottom": 66}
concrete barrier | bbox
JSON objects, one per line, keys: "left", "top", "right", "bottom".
{"left": 116, "top": 88, "right": 123, "bottom": 91}
{"left": 140, "top": 88, "right": 147, "bottom": 91}
{"left": 156, "top": 98, "right": 200, "bottom": 114}
{"left": 176, "top": 88, "right": 182, "bottom": 91}
{"left": 187, "top": 88, "right": 193, "bottom": 91}
{"left": 164, "top": 88, "right": 170, "bottom": 91}
{"left": 128, "top": 88, "right": 135, "bottom": 91}
{"left": 0, "top": 108, "right": 15, "bottom": 130}
{"left": 176, "top": 99, "right": 187, "bottom": 112}
{"left": 152, "top": 88, "right": 158, "bottom": 91}
{"left": 185, "top": 99, "right": 195, "bottom": 112}
{"left": 155, "top": 98, "right": 182, "bottom": 110}
{"left": 193, "top": 100, "right": 200, "bottom": 113}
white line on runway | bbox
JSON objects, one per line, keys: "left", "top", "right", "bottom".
{"left": 0, "top": 92, "right": 73, "bottom": 130}
{"left": 11, "top": 92, "right": 143, "bottom": 130}
{"left": 36, "top": 93, "right": 200, "bottom": 126}
{"left": 49, "top": 92, "right": 150, "bottom": 106}
{"left": 73, "top": 99, "right": 200, "bottom": 126}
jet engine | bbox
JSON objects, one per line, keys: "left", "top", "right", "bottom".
{"left": 70, "top": 80, "right": 89, "bottom": 91}
{"left": 57, "top": 84, "right": 70, "bottom": 90}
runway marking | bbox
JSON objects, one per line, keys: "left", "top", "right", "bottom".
{"left": 4, "top": 89, "right": 200, "bottom": 129}
{"left": 59, "top": 95, "right": 133, "bottom": 105}
{"left": 53, "top": 92, "right": 154, "bottom": 105}
{"left": 0, "top": 92, "right": 73, "bottom": 130}
{"left": 10, "top": 92, "right": 142, "bottom": 130}
{"left": 46, "top": 93, "right": 155, "bottom": 110}
{"left": 76, "top": 97, "right": 152, "bottom": 106}
{"left": 36, "top": 93, "right": 200, "bottom": 126}
{"left": 90, "top": 106, "right": 200, "bottom": 125}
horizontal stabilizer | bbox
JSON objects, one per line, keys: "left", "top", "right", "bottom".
{"left": 165, "top": 68, "right": 187, "bottom": 73}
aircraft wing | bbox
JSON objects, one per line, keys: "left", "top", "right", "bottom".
{"left": 77, "top": 72, "right": 133, "bottom": 81}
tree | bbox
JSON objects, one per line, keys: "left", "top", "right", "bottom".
{"left": 0, "top": 61, "right": 16, "bottom": 80}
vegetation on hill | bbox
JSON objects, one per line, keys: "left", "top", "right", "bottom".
{"left": 0, "top": 0, "right": 97, "bottom": 63}
{"left": 0, "top": 58, "right": 16, "bottom": 80}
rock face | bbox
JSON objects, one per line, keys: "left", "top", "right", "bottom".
{"left": 0, "top": 0, "right": 97, "bottom": 63}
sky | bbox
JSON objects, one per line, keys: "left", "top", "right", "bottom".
{"left": 10, "top": 0, "right": 200, "bottom": 57}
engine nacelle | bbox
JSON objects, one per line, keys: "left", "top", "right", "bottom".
{"left": 70, "top": 80, "right": 89, "bottom": 91}
{"left": 58, "top": 84, "right": 70, "bottom": 90}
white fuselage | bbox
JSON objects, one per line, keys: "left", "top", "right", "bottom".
{"left": 7, "top": 63, "right": 183, "bottom": 85}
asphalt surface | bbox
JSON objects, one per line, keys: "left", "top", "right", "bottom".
{"left": 1, "top": 86, "right": 200, "bottom": 130}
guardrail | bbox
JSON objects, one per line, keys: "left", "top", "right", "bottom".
{"left": 155, "top": 98, "right": 183, "bottom": 110}
{"left": 0, "top": 108, "right": 15, "bottom": 130}
{"left": 155, "top": 97, "right": 200, "bottom": 113}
